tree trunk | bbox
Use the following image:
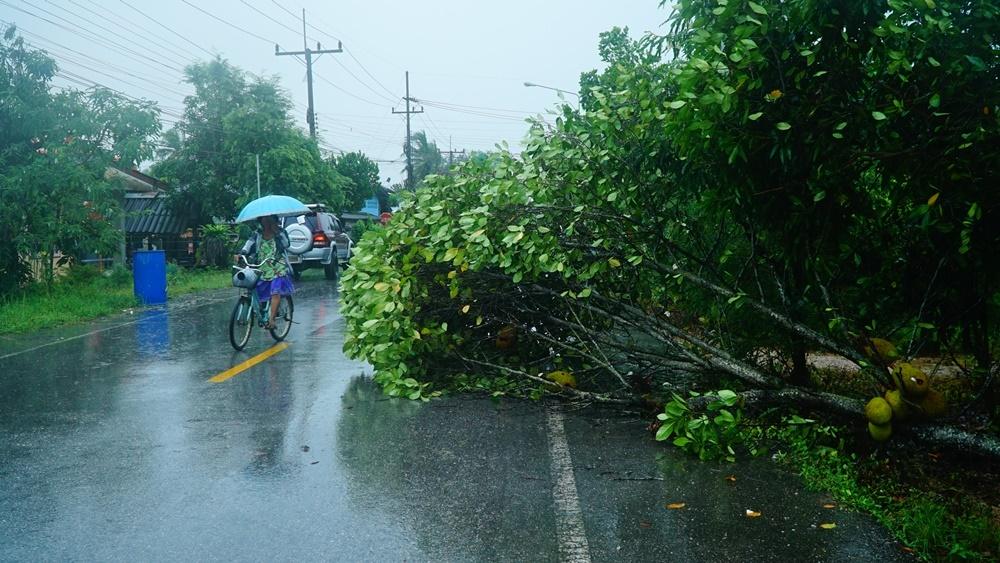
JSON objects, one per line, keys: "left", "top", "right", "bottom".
{"left": 688, "top": 387, "right": 1000, "bottom": 460}
{"left": 789, "top": 341, "right": 810, "bottom": 387}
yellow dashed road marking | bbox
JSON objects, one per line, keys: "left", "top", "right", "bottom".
{"left": 209, "top": 342, "right": 289, "bottom": 382}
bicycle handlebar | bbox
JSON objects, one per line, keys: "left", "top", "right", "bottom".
{"left": 235, "top": 255, "right": 275, "bottom": 269}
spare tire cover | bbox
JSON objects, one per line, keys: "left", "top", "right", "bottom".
{"left": 284, "top": 223, "right": 312, "bottom": 255}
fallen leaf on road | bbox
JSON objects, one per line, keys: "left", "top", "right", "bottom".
{"left": 745, "top": 509, "right": 762, "bottom": 518}
{"left": 819, "top": 523, "right": 837, "bottom": 529}
{"left": 725, "top": 475, "right": 736, "bottom": 483}
{"left": 822, "top": 503, "right": 837, "bottom": 509}
{"left": 310, "top": 461, "right": 319, "bottom": 465}
{"left": 902, "top": 547, "right": 916, "bottom": 554}
{"left": 639, "top": 521, "right": 652, "bottom": 528}
{"left": 301, "top": 445, "right": 310, "bottom": 452}
{"left": 666, "top": 502, "right": 686, "bottom": 510}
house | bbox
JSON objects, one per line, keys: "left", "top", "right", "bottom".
{"left": 105, "top": 168, "right": 196, "bottom": 267}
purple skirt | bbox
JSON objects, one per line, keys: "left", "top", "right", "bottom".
{"left": 256, "top": 274, "right": 295, "bottom": 301}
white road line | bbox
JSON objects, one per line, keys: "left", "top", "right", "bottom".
{"left": 546, "top": 406, "right": 592, "bottom": 563}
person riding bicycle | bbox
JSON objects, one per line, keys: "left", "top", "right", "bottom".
{"left": 234, "top": 215, "right": 294, "bottom": 330}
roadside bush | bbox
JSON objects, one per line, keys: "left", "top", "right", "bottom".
{"left": 105, "top": 266, "right": 131, "bottom": 286}
{"left": 198, "top": 223, "right": 236, "bottom": 268}
{"left": 350, "top": 219, "right": 379, "bottom": 243}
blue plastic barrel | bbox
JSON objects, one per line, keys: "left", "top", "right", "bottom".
{"left": 133, "top": 250, "right": 167, "bottom": 304}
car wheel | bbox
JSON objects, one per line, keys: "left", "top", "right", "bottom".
{"left": 324, "top": 254, "right": 339, "bottom": 280}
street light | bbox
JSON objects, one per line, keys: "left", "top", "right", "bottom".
{"left": 524, "top": 81, "right": 579, "bottom": 98}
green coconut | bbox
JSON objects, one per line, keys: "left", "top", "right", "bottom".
{"left": 865, "top": 338, "right": 900, "bottom": 363}
{"left": 892, "top": 363, "right": 930, "bottom": 398}
{"left": 920, "top": 389, "right": 948, "bottom": 418}
{"left": 865, "top": 396, "right": 893, "bottom": 425}
{"left": 884, "top": 389, "right": 909, "bottom": 422}
{"left": 868, "top": 422, "right": 892, "bottom": 442}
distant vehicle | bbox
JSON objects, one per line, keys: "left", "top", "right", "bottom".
{"left": 281, "top": 204, "right": 353, "bottom": 280}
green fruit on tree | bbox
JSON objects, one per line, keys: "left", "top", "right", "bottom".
{"left": 868, "top": 422, "right": 892, "bottom": 442}
{"left": 892, "top": 363, "right": 930, "bottom": 398}
{"left": 920, "top": 389, "right": 948, "bottom": 418}
{"left": 546, "top": 370, "right": 577, "bottom": 389}
{"left": 865, "top": 396, "right": 892, "bottom": 425}
{"left": 864, "top": 337, "right": 899, "bottom": 363}
{"left": 883, "top": 389, "right": 909, "bottom": 422}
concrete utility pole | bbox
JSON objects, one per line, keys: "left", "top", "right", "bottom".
{"left": 255, "top": 154, "right": 261, "bottom": 198}
{"left": 275, "top": 9, "right": 342, "bottom": 139}
{"left": 441, "top": 135, "right": 465, "bottom": 170}
{"left": 392, "top": 71, "right": 423, "bottom": 190}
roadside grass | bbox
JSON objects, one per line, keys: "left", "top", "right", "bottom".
{"left": 754, "top": 417, "right": 1000, "bottom": 561}
{"left": 0, "top": 265, "right": 231, "bottom": 335}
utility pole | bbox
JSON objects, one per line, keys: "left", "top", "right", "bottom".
{"left": 441, "top": 135, "right": 466, "bottom": 170}
{"left": 275, "top": 9, "right": 342, "bottom": 139}
{"left": 255, "top": 154, "right": 261, "bottom": 198}
{"left": 392, "top": 71, "right": 423, "bottom": 189}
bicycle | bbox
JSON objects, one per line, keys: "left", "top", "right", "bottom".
{"left": 229, "top": 256, "right": 294, "bottom": 351}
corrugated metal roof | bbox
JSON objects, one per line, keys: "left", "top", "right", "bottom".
{"left": 106, "top": 167, "right": 169, "bottom": 193}
{"left": 123, "top": 195, "right": 186, "bottom": 235}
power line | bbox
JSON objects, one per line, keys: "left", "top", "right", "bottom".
{"left": 417, "top": 113, "right": 447, "bottom": 145}
{"left": 270, "top": 0, "right": 400, "bottom": 100}
{"left": 311, "top": 67, "right": 386, "bottom": 108}
{"left": 1, "top": 20, "right": 192, "bottom": 100}
{"left": 417, "top": 98, "right": 535, "bottom": 115}
{"left": 2, "top": 0, "right": 185, "bottom": 73}
{"left": 43, "top": 45, "right": 190, "bottom": 99}
{"left": 239, "top": 0, "right": 302, "bottom": 38}
{"left": 418, "top": 102, "right": 530, "bottom": 122}
{"left": 65, "top": 0, "right": 199, "bottom": 64}
{"left": 179, "top": 0, "right": 276, "bottom": 45}
{"left": 116, "top": 0, "right": 217, "bottom": 59}
{"left": 261, "top": 1, "right": 398, "bottom": 104}
{"left": 343, "top": 47, "right": 401, "bottom": 100}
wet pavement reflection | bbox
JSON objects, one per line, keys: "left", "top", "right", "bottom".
{"left": 0, "top": 279, "right": 909, "bottom": 561}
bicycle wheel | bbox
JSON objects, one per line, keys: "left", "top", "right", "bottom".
{"left": 229, "top": 296, "right": 254, "bottom": 351}
{"left": 268, "top": 295, "right": 294, "bottom": 341}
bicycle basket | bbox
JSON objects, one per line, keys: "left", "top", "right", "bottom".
{"left": 232, "top": 266, "right": 259, "bottom": 288}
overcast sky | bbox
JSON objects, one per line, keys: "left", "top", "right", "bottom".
{"left": 1, "top": 0, "right": 668, "bottom": 183}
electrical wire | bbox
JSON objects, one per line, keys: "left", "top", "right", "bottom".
{"left": 258, "top": 0, "right": 399, "bottom": 104}
{"left": 116, "top": 0, "right": 217, "bottom": 58}
{"left": 2, "top": 0, "right": 186, "bottom": 73}
{"left": 179, "top": 0, "right": 277, "bottom": 45}
{"left": 1, "top": 20, "right": 193, "bottom": 99}
{"left": 65, "top": 0, "right": 198, "bottom": 64}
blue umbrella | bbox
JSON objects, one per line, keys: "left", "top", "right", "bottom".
{"left": 235, "top": 195, "right": 310, "bottom": 223}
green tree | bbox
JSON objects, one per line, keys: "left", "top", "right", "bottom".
{"left": 332, "top": 151, "right": 380, "bottom": 212}
{"left": 403, "top": 130, "right": 445, "bottom": 188}
{"left": 0, "top": 27, "right": 159, "bottom": 292}
{"left": 660, "top": 0, "right": 999, "bottom": 386}
{"left": 151, "top": 59, "right": 348, "bottom": 224}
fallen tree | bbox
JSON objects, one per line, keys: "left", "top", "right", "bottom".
{"left": 341, "top": 0, "right": 999, "bottom": 459}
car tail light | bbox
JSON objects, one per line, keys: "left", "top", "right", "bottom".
{"left": 312, "top": 232, "right": 329, "bottom": 247}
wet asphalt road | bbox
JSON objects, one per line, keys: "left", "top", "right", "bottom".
{"left": 0, "top": 278, "right": 911, "bottom": 562}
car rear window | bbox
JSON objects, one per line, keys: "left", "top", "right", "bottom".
{"left": 284, "top": 214, "right": 321, "bottom": 231}
{"left": 284, "top": 212, "right": 340, "bottom": 232}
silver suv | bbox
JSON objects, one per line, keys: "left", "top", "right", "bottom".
{"left": 282, "top": 204, "right": 353, "bottom": 280}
